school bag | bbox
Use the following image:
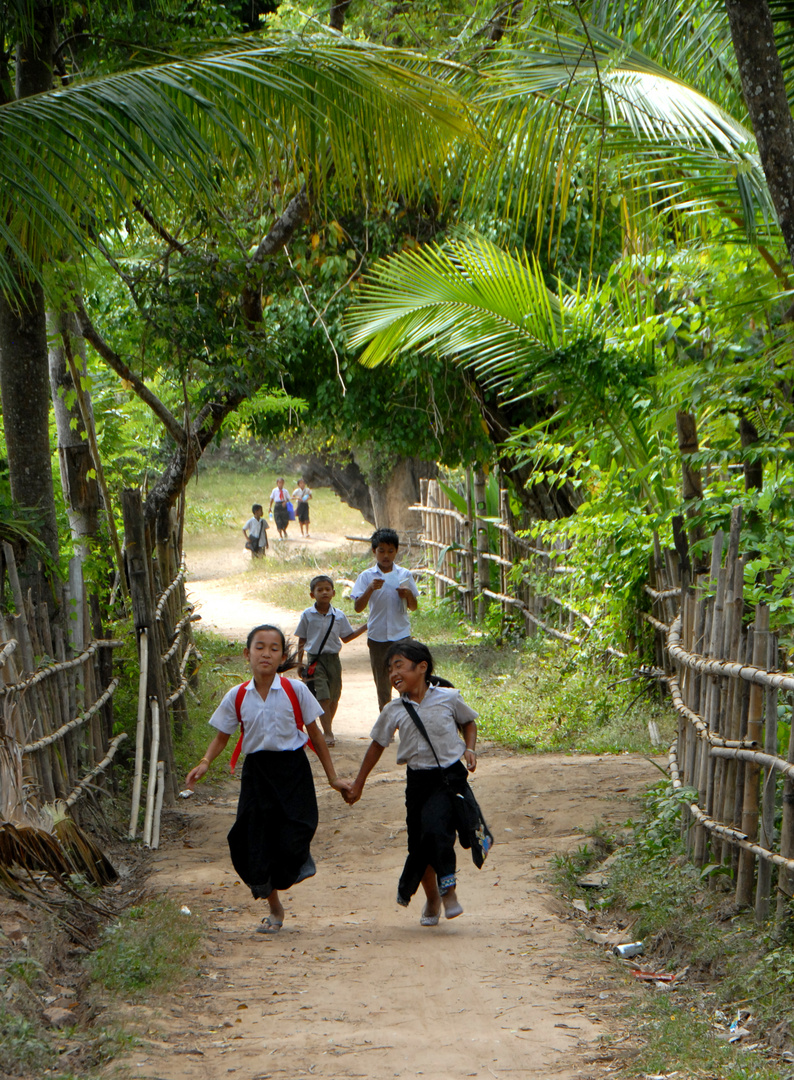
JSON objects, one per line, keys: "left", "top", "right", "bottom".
{"left": 400, "top": 695, "right": 494, "bottom": 868}
{"left": 229, "top": 676, "right": 314, "bottom": 772}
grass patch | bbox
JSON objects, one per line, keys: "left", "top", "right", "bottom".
{"left": 406, "top": 616, "right": 672, "bottom": 755}
{"left": 552, "top": 782, "right": 794, "bottom": 1077}
{"left": 184, "top": 465, "right": 371, "bottom": 552}
{"left": 89, "top": 896, "right": 202, "bottom": 997}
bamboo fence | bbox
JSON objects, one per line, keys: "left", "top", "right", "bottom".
{"left": 0, "top": 542, "right": 124, "bottom": 820}
{"left": 0, "top": 489, "right": 199, "bottom": 853}
{"left": 415, "top": 479, "right": 794, "bottom": 919}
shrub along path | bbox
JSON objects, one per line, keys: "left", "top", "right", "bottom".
{"left": 109, "top": 529, "right": 661, "bottom": 1080}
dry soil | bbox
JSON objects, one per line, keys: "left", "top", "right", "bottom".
{"left": 110, "top": 527, "right": 659, "bottom": 1080}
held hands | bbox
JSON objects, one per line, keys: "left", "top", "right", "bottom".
{"left": 464, "top": 749, "right": 477, "bottom": 773}
{"left": 370, "top": 578, "right": 385, "bottom": 592}
{"left": 342, "top": 780, "right": 363, "bottom": 806}
{"left": 330, "top": 777, "right": 353, "bottom": 799}
{"left": 396, "top": 586, "right": 413, "bottom": 600}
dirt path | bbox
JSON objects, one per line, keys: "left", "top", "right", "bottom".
{"left": 116, "top": 528, "right": 659, "bottom": 1080}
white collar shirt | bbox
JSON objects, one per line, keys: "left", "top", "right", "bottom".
{"left": 243, "top": 516, "right": 265, "bottom": 538}
{"left": 369, "top": 685, "right": 478, "bottom": 769}
{"left": 270, "top": 487, "right": 288, "bottom": 502}
{"left": 294, "top": 605, "right": 354, "bottom": 654}
{"left": 209, "top": 676, "right": 323, "bottom": 754}
{"left": 351, "top": 563, "right": 418, "bottom": 642}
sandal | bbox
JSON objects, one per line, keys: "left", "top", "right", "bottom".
{"left": 420, "top": 904, "right": 440, "bottom": 927}
{"left": 256, "top": 915, "right": 283, "bottom": 935}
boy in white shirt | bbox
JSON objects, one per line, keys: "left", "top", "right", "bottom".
{"left": 242, "top": 504, "right": 268, "bottom": 558}
{"left": 351, "top": 528, "right": 419, "bottom": 709}
{"left": 295, "top": 576, "right": 366, "bottom": 746}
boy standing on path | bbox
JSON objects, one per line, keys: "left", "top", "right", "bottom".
{"left": 242, "top": 504, "right": 268, "bottom": 557}
{"left": 295, "top": 575, "right": 366, "bottom": 747}
{"left": 351, "top": 528, "right": 419, "bottom": 709}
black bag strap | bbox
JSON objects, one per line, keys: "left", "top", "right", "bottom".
{"left": 401, "top": 699, "right": 443, "bottom": 770}
{"left": 313, "top": 611, "right": 336, "bottom": 659}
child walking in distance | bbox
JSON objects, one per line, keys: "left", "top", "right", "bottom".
{"left": 295, "top": 575, "right": 366, "bottom": 747}
{"left": 268, "top": 477, "right": 290, "bottom": 539}
{"left": 242, "top": 504, "right": 268, "bottom": 557}
{"left": 345, "top": 640, "right": 479, "bottom": 925}
{"left": 292, "top": 479, "right": 312, "bottom": 537}
{"left": 185, "top": 625, "right": 350, "bottom": 935}
{"left": 351, "top": 528, "right": 419, "bottom": 709}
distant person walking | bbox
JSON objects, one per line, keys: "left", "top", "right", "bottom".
{"left": 242, "top": 504, "right": 268, "bottom": 558}
{"left": 269, "top": 477, "right": 290, "bottom": 539}
{"left": 292, "top": 479, "right": 312, "bottom": 538}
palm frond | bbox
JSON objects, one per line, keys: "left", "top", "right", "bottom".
{"left": 0, "top": 35, "right": 474, "bottom": 295}
{"left": 467, "top": 18, "right": 771, "bottom": 249}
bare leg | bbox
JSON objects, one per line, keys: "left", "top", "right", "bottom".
{"left": 318, "top": 698, "right": 334, "bottom": 743}
{"left": 257, "top": 888, "right": 285, "bottom": 934}
{"left": 318, "top": 698, "right": 339, "bottom": 743}
{"left": 442, "top": 886, "right": 463, "bottom": 919}
{"left": 420, "top": 866, "right": 441, "bottom": 919}
{"left": 267, "top": 889, "right": 285, "bottom": 922}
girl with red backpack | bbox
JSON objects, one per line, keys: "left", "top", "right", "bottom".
{"left": 185, "top": 625, "right": 351, "bottom": 934}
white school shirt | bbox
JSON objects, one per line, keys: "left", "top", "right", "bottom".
{"left": 351, "top": 563, "right": 419, "bottom": 642}
{"left": 292, "top": 486, "right": 312, "bottom": 502}
{"left": 370, "top": 685, "right": 478, "bottom": 770}
{"left": 270, "top": 487, "right": 288, "bottom": 503}
{"left": 243, "top": 516, "right": 266, "bottom": 539}
{"left": 209, "top": 677, "right": 322, "bottom": 754}
{"left": 294, "top": 605, "right": 354, "bottom": 655}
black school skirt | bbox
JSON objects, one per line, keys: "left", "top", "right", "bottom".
{"left": 227, "top": 748, "right": 318, "bottom": 898}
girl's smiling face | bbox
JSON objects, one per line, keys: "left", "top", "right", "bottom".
{"left": 244, "top": 629, "right": 286, "bottom": 678}
{"left": 388, "top": 653, "right": 427, "bottom": 697}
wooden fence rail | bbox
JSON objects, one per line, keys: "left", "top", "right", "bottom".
{"left": 415, "top": 478, "right": 794, "bottom": 921}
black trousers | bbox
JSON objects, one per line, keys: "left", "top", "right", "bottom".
{"left": 227, "top": 749, "right": 318, "bottom": 899}
{"left": 398, "top": 760, "right": 468, "bottom": 903}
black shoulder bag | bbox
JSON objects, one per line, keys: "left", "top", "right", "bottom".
{"left": 401, "top": 698, "right": 494, "bottom": 868}
{"left": 304, "top": 612, "right": 335, "bottom": 697}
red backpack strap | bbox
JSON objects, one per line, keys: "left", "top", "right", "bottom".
{"left": 280, "top": 676, "right": 315, "bottom": 754}
{"left": 229, "top": 680, "right": 251, "bottom": 774}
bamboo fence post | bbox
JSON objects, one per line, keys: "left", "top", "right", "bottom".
{"left": 129, "top": 627, "right": 149, "bottom": 840}
{"left": 474, "top": 469, "right": 490, "bottom": 622}
{"left": 122, "top": 488, "right": 177, "bottom": 802}
{"left": 419, "top": 479, "right": 429, "bottom": 589}
{"left": 143, "top": 698, "right": 160, "bottom": 848}
{"left": 736, "top": 604, "right": 770, "bottom": 907}
{"left": 427, "top": 480, "right": 443, "bottom": 600}
{"left": 776, "top": 681, "right": 794, "bottom": 922}
{"left": 755, "top": 626, "right": 779, "bottom": 922}
{"left": 151, "top": 760, "right": 166, "bottom": 850}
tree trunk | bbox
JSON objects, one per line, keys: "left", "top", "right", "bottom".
{"left": 0, "top": 2, "right": 59, "bottom": 585}
{"left": 725, "top": 0, "right": 794, "bottom": 269}
{"left": 48, "top": 310, "right": 101, "bottom": 549}
{"left": 368, "top": 455, "right": 437, "bottom": 538}
{"left": 302, "top": 455, "right": 376, "bottom": 523}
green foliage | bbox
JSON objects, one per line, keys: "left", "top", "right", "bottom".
{"left": 89, "top": 897, "right": 202, "bottom": 995}
{"left": 0, "top": 1008, "right": 56, "bottom": 1074}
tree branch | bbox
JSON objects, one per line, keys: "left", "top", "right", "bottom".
{"left": 133, "top": 199, "right": 188, "bottom": 254}
{"left": 74, "top": 299, "right": 187, "bottom": 447}
{"left": 248, "top": 184, "right": 310, "bottom": 267}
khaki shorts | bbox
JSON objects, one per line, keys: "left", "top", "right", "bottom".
{"left": 307, "top": 652, "right": 342, "bottom": 705}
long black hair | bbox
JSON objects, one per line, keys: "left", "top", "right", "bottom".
{"left": 245, "top": 625, "right": 300, "bottom": 672}
{"left": 384, "top": 639, "right": 453, "bottom": 688}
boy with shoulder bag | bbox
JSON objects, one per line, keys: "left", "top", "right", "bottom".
{"left": 295, "top": 575, "right": 366, "bottom": 747}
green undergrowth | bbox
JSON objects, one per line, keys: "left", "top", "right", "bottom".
{"left": 553, "top": 782, "right": 794, "bottom": 1077}
{"left": 89, "top": 896, "right": 202, "bottom": 997}
{"left": 410, "top": 604, "right": 672, "bottom": 755}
